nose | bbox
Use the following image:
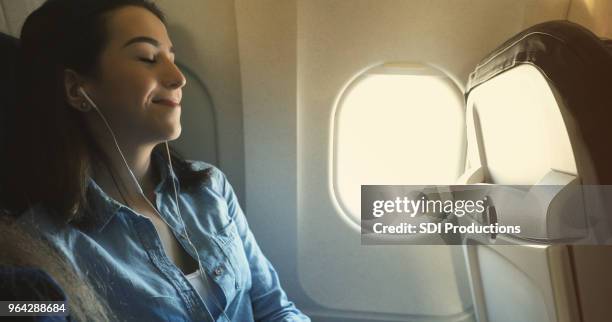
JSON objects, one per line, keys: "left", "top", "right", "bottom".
{"left": 162, "top": 60, "right": 187, "bottom": 90}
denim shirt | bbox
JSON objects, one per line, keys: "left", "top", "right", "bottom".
{"left": 16, "top": 155, "right": 310, "bottom": 322}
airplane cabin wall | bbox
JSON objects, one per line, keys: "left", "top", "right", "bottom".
{"left": 234, "top": 0, "right": 303, "bottom": 316}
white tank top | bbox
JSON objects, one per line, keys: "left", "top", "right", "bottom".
{"left": 185, "top": 269, "right": 221, "bottom": 318}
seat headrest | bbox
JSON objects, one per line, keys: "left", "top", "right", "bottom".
{"left": 0, "top": 33, "right": 19, "bottom": 102}
{"left": 0, "top": 33, "right": 19, "bottom": 173}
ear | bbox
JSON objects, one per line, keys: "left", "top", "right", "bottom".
{"left": 64, "top": 69, "right": 88, "bottom": 111}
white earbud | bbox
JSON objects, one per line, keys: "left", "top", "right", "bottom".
{"left": 78, "top": 102, "right": 91, "bottom": 112}
{"left": 77, "top": 87, "right": 94, "bottom": 112}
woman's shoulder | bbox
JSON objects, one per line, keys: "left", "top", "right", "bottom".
{"left": 9, "top": 205, "right": 77, "bottom": 246}
{"left": 179, "top": 160, "right": 245, "bottom": 210}
{"left": 184, "top": 159, "right": 217, "bottom": 173}
{"left": 182, "top": 159, "right": 231, "bottom": 191}
{"left": 13, "top": 205, "right": 64, "bottom": 233}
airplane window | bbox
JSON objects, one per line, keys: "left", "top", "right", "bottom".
{"left": 332, "top": 64, "right": 465, "bottom": 225}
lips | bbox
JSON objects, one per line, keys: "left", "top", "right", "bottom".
{"left": 152, "top": 98, "right": 180, "bottom": 107}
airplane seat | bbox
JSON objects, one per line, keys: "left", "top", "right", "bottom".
{"left": 461, "top": 20, "right": 612, "bottom": 242}
{"left": 460, "top": 20, "right": 612, "bottom": 322}
{"left": 0, "top": 0, "right": 45, "bottom": 199}
{"left": 0, "top": 18, "right": 69, "bottom": 305}
{"left": 462, "top": 20, "right": 612, "bottom": 186}
{"left": 0, "top": 32, "right": 19, "bottom": 201}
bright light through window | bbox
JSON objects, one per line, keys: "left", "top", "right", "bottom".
{"left": 332, "top": 67, "right": 465, "bottom": 224}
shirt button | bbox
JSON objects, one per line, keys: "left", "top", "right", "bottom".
{"left": 214, "top": 266, "right": 224, "bottom": 276}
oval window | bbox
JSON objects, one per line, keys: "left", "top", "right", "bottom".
{"left": 332, "top": 63, "right": 465, "bottom": 225}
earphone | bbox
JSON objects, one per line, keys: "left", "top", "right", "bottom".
{"left": 78, "top": 87, "right": 229, "bottom": 321}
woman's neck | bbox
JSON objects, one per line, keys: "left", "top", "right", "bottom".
{"left": 91, "top": 139, "right": 159, "bottom": 207}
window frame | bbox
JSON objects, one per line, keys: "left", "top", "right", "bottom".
{"left": 329, "top": 63, "right": 467, "bottom": 229}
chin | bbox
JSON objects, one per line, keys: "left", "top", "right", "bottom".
{"left": 154, "top": 123, "right": 182, "bottom": 142}
{"left": 166, "top": 124, "right": 182, "bottom": 141}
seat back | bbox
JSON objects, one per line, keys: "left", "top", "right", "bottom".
{"left": 0, "top": 33, "right": 19, "bottom": 195}
{"left": 460, "top": 20, "right": 612, "bottom": 241}
{"left": 0, "top": 1, "right": 44, "bottom": 183}
{"left": 464, "top": 64, "right": 577, "bottom": 186}
{"left": 463, "top": 20, "right": 612, "bottom": 186}
{"left": 461, "top": 20, "right": 612, "bottom": 322}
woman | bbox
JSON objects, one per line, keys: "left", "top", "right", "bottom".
{"left": 1, "top": 0, "right": 310, "bottom": 321}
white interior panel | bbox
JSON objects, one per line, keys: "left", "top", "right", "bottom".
{"left": 0, "top": 3, "right": 7, "bottom": 33}
{"left": 235, "top": 1, "right": 307, "bottom": 319}
{"left": 464, "top": 244, "right": 577, "bottom": 322}
{"left": 477, "top": 246, "right": 551, "bottom": 322}
{"left": 0, "top": 0, "right": 45, "bottom": 36}
{"left": 172, "top": 65, "right": 218, "bottom": 165}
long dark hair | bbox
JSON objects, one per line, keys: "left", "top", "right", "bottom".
{"left": 1, "top": 0, "right": 210, "bottom": 223}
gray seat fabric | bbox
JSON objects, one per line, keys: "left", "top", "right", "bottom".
{"left": 0, "top": 1, "right": 44, "bottom": 178}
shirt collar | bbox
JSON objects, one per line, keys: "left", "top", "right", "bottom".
{"left": 74, "top": 151, "right": 179, "bottom": 233}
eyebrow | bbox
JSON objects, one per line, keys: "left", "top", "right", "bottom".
{"left": 122, "top": 36, "right": 175, "bottom": 53}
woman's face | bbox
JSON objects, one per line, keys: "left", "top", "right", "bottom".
{"left": 82, "top": 5, "right": 186, "bottom": 145}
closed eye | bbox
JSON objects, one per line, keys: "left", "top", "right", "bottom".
{"left": 138, "top": 57, "right": 156, "bottom": 64}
